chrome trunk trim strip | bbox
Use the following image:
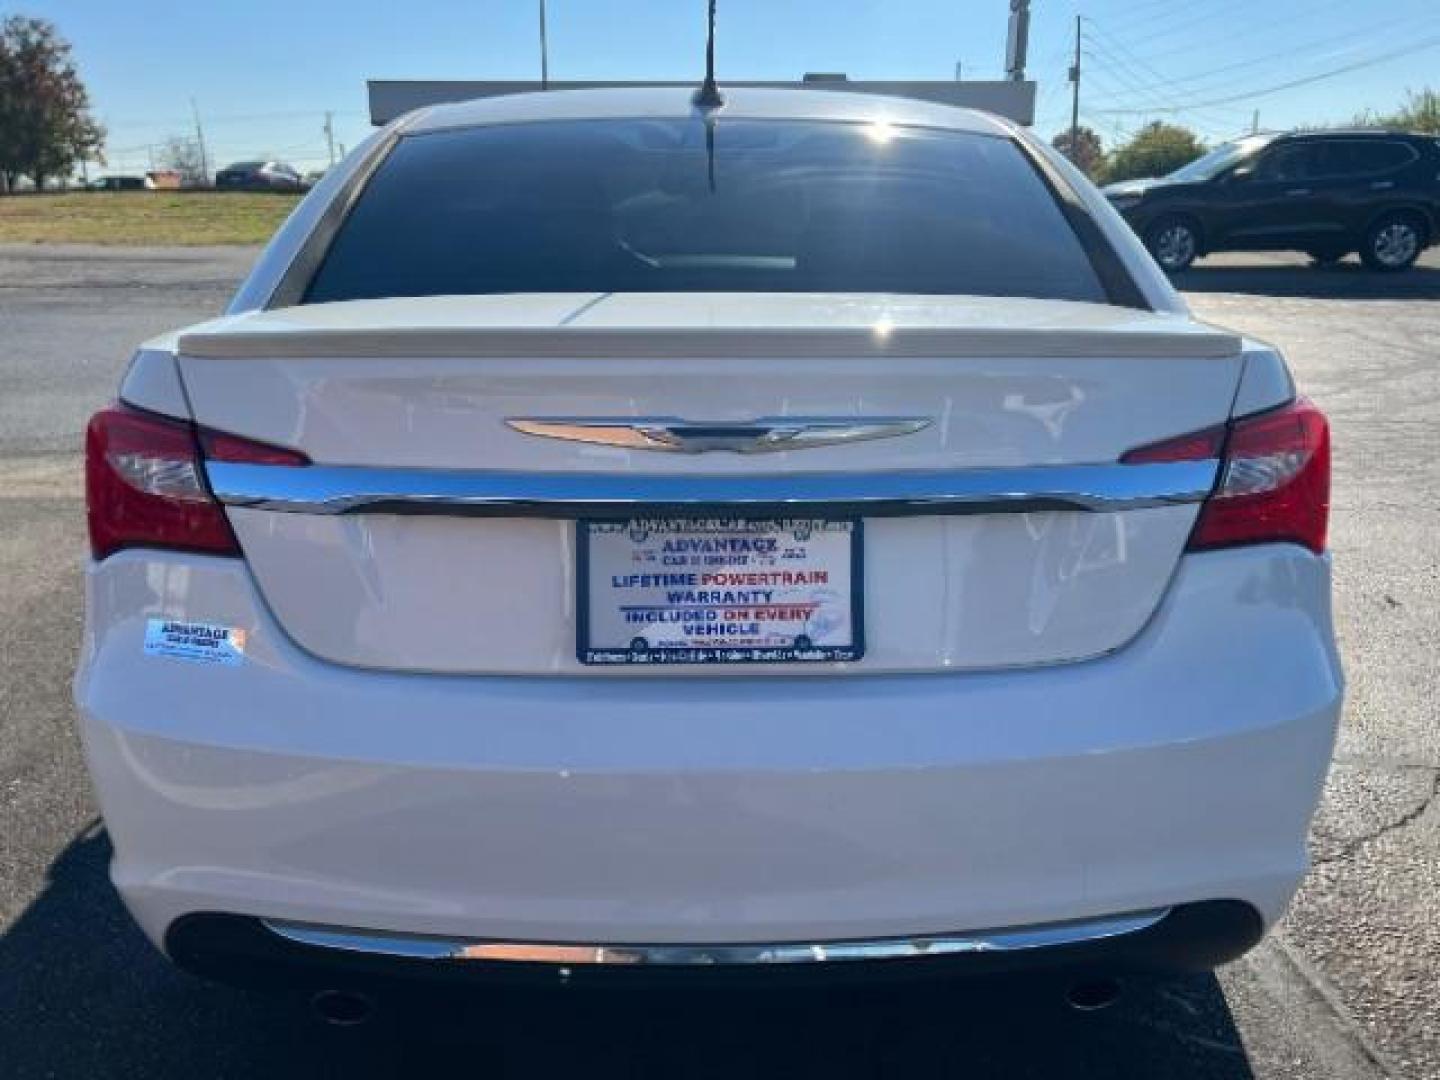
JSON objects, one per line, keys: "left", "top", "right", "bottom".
{"left": 262, "top": 909, "right": 1171, "bottom": 966}
{"left": 505, "top": 416, "right": 933, "bottom": 454}
{"left": 206, "top": 460, "right": 1217, "bottom": 519}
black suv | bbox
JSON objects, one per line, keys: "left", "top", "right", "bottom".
{"left": 1104, "top": 130, "right": 1440, "bottom": 272}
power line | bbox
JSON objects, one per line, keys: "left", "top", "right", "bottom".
{"left": 101, "top": 108, "right": 364, "bottom": 132}
{"left": 1090, "top": 33, "right": 1440, "bottom": 115}
{"left": 1033, "top": 38, "right": 1079, "bottom": 113}
{"left": 1103, "top": 0, "right": 1248, "bottom": 37}
{"left": 1090, "top": 3, "right": 1436, "bottom": 80}
{"left": 1102, "top": 0, "right": 1283, "bottom": 54}
{"left": 1082, "top": 23, "right": 1263, "bottom": 111}
{"left": 1104, "top": 0, "right": 1197, "bottom": 24}
{"left": 267, "top": 136, "right": 329, "bottom": 156}
{"left": 1081, "top": 40, "right": 1250, "bottom": 126}
{"left": 1082, "top": 5, "right": 1434, "bottom": 111}
{"left": 1077, "top": 32, "right": 1255, "bottom": 133}
{"left": 1043, "top": 5, "right": 1434, "bottom": 142}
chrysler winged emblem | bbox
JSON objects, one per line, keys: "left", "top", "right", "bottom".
{"left": 505, "top": 416, "right": 932, "bottom": 454}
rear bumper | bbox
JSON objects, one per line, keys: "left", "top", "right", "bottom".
{"left": 75, "top": 544, "right": 1341, "bottom": 967}
{"left": 167, "top": 901, "right": 1264, "bottom": 992}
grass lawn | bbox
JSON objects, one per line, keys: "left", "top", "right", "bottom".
{"left": 0, "top": 191, "right": 302, "bottom": 245}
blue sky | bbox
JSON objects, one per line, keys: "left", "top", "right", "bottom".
{"left": 20, "top": 0, "right": 1440, "bottom": 174}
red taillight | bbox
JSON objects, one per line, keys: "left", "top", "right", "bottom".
{"left": 86, "top": 404, "right": 235, "bottom": 560}
{"left": 1122, "top": 398, "right": 1331, "bottom": 555}
{"left": 1191, "top": 398, "right": 1330, "bottom": 555}
{"left": 1118, "top": 425, "right": 1226, "bottom": 464}
{"left": 200, "top": 429, "right": 310, "bottom": 466}
{"left": 85, "top": 404, "right": 308, "bottom": 560}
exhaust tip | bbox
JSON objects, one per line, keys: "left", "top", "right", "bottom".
{"left": 310, "top": 989, "right": 376, "bottom": 1027}
{"left": 1065, "top": 978, "right": 1122, "bottom": 1012}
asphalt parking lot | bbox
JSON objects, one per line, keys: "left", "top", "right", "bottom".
{"left": 1, "top": 243, "right": 1436, "bottom": 1078}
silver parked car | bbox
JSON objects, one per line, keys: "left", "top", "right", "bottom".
{"left": 214, "top": 160, "right": 305, "bottom": 192}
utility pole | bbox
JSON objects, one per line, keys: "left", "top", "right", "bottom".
{"left": 1006, "top": 0, "right": 1031, "bottom": 82}
{"left": 538, "top": 0, "right": 549, "bottom": 90}
{"left": 323, "top": 111, "right": 336, "bottom": 167}
{"left": 190, "top": 98, "right": 210, "bottom": 187}
{"left": 1069, "top": 15, "right": 1082, "bottom": 155}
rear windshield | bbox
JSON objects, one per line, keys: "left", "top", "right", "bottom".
{"left": 304, "top": 119, "right": 1107, "bottom": 305}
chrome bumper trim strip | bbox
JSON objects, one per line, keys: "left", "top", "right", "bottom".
{"left": 206, "top": 460, "right": 1217, "bottom": 519}
{"left": 261, "top": 909, "right": 1172, "bottom": 966}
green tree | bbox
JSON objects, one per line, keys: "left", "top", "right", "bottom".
{"left": 0, "top": 15, "right": 105, "bottom": 192}
{"left": 1101, "top": 122, "right": 1205, "bottom": 185}
{"left": 1052, "top": 125, "right": 1104, "bottom": 179}
{"left": 1358, "top": 88, "right": 1440, "bottom": 134}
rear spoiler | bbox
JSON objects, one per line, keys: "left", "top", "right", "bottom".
{"left": 177, "top": 325, "right": 1242, "bottom": 361}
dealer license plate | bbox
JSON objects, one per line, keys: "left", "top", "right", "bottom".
{"left": 577, "top": 517, "right": 864, "bottom": 665}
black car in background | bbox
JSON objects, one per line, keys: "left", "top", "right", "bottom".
{"left": 92, "top": 175, "right": 149, "bottom": 191}
{"left": 1104, "top": 130, "right": 1440, "bottom": 272}
{"left": 214, "top": 160, "right": 305, "bottom": 192}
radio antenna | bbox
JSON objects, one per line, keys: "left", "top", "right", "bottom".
{"left": 693, "top": 0, "right": 724, "bottom": 109}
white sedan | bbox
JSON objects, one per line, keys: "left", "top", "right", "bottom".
{"left": 76, "top": 87, "right": 1340, "bottom": 1012}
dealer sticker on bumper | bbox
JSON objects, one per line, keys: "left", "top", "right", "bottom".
{"left": 144, "top": 618, "right": 246, "bottom": 666}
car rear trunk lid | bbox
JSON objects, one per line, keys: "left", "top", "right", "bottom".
{"left": 175, "top": 293, "right": 1242, "bottom": 675}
